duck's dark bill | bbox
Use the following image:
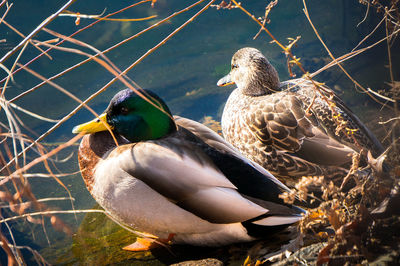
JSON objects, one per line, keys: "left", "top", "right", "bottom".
{"left": 72, "top": 113, "right": 113, "bottom": 134}
{"left": 217, "top": 74, "right": 235, "bottom": 87}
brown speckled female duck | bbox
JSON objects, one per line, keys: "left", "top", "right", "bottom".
{"left": 218, "top": 47, "right": 384, "bottom": 180}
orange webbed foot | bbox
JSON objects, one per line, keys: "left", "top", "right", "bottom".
{"left": 123, "top": 233, "right": 176, "bottom": 251}
{"left": 123, "top": 237, "right": 157, "bottom": 251}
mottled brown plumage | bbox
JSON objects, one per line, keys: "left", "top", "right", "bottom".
{"left": 218, "top": 47, "right": 384, "bottom": 180}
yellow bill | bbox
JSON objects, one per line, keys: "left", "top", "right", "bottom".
{"left": 72, "top": 113, "right": 112, "bottom": 134}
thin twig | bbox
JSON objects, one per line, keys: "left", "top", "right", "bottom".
{"left": 0, "top": 213, "right": 23, "bottom": 264}
{"left": 0, "top": 134, "right": 82, "bottom": 186}
{"left": 378, "top": 116, "right": 400, "bottom": 124}
{"left": 0, "top": 171, "right": 80, "bottom": 180}
{"left": 366, "top": 87, "right": 396, "bottom": 103}
{"left": 253, "top": 0, "right": 278, "bottom": 40}
{"left": 0, "top": 0, "right": 76, "bottom": 64}
{"left": 59, "top": 10, "right": 157, "bottom": 22}
{"left": 0, "top": 241, "right": 49, "bottom": 265}
{"left": 0, "top": 197, "right": 75, "bottom": 208}
{"left": 0, "top": 0, "right": 8, "bottom": 9}
{"left": 385, "top": 10, "right": 394, "bottom": 83}
{"left": 0, "top": 1, "right": 12, "bottom": 27}
{"left": 0, "top": 99, "right": 59, "bottom": 123}
{"left": 303, "top": 0, "right": 387, "bottom": 107}
{"left": 0, "top": 232, "right": 17, "bottom": 265}
{"left": 1, "top": 19, "right": 53, "bottom": 59}
{"left": 352, "top": 16, "right": 385, "bottom": 52}
{"left": 0, "top": 209, "right": 106, "bottom": 223}
{"left": 312, "top": 28, "right": 400, "bottom": 104}
{"left": 357, "top": 0, "right": 370, "bottom": 27}
{"left": 2, "top": 40, "right": 28, "bottom": 96}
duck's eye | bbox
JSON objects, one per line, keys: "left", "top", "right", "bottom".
{"left": 231, "top": 64, "right": 238, "bottom": 69}
{"left": 120, "top": 107, "right": 129, "bottom": 115}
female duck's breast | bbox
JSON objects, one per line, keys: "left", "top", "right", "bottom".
{"left": 222, "top": 89, "right": 263, "bottom": 161}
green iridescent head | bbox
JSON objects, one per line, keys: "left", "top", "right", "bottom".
{"left": 72, "top": 89, "right": 176, "bottom": 142}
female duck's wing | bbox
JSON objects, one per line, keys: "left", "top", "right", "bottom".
{"left": 320, "top": 85, "right": 384, "bottom": 156}
{"left": 243, "top": 90, "right": 356, "bottom": 166}
{"left": 284, "top": 79, "right": 384, "bottom": 157}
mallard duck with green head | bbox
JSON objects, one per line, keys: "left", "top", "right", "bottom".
{"left": 72, "top": 89, "right": 305, "bottom": 249}
{"left": 217, "top": 47, "right": 384, "bottom": 181}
